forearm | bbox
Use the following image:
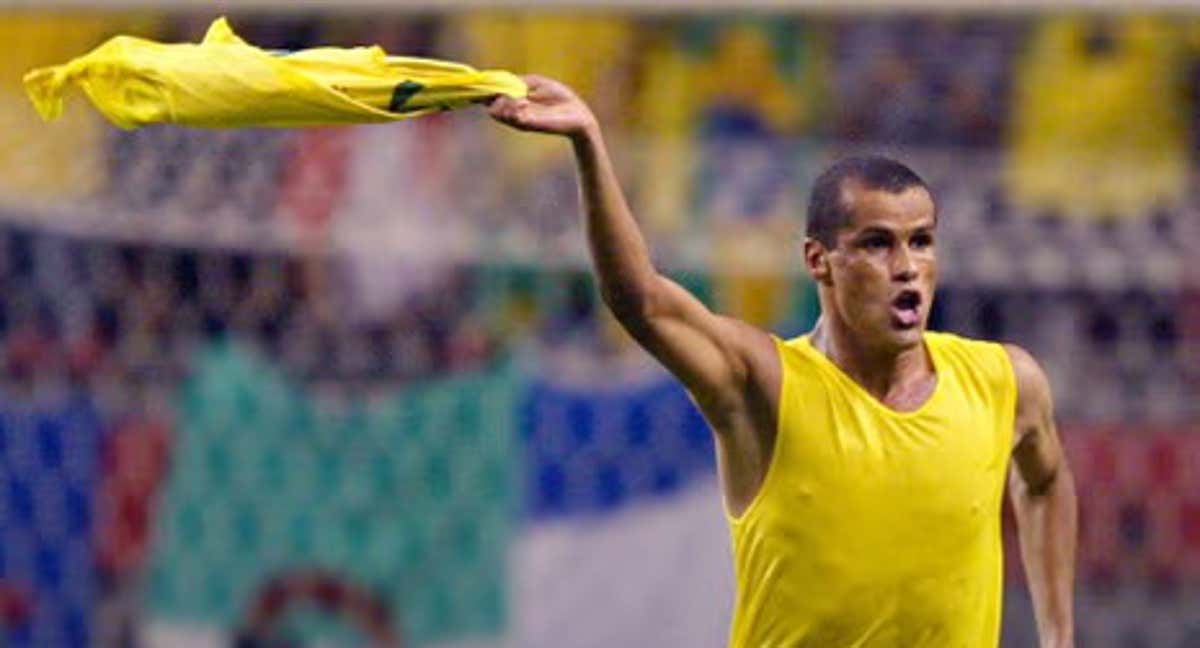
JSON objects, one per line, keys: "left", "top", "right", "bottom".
{"left": 570, "top": 125, "right": 660, "bottom": 318}
{"left": 1014, "top": 466, "right": 1077, "bottom": 648}
{"left": 488, "top": 77, "right": 751, "bottom": 394}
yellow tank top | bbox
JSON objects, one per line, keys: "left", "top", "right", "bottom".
{"left": 727, "top": 331, "right": 1016, "bottom": 647}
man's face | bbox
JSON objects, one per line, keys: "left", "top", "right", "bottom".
{"left": 807, "top": 183, "right": 938, "bottom": 352}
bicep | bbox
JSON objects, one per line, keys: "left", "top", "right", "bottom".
{"left": 1010, "top": 420, "right": 1065, "bottom": 497}
{"left": 1006, "top": 344, "right": 1066, "bottom": 495}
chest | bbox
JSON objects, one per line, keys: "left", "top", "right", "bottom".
{"left": 778, "top": 373, "right": 1010, "bottom": 515}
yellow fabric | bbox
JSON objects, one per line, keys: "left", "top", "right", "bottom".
{"left": 0, "top": 13, "right": 145, "bottom": 200}
{"left": 727, "top": 331, "right": 1016, "bottom": 647}
{"left": 1006, "top": 16, "right": 1194, "bottom": 218}
{"left": 24, "top": 16, "right": 526, "bottom": 129}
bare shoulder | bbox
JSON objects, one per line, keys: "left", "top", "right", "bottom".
{"left": 721, "top": 316, "right": 781, "bottom": 381}
{"left": 1003, "top": 344, "right": 1052, "bottom": 410}
{"left": 1002, "top": 344, "right": 1069, "bottom": 494}
{"left": 1003, "top": 343, "right": 1056, "bottom": 446}
{"left": 699, "top": 315, "right": 782, "bottom": 415}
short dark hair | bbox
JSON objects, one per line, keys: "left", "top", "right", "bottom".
{"left": 805, "top": 156, "right": 932, "bottom": 247}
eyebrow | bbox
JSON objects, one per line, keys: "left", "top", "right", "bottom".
{"left": 854, "top": 222, "right": 935, "bottom": 237}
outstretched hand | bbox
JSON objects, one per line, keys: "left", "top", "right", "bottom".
{"left": 487, "top": 75, "right": 598, "bottom": 139}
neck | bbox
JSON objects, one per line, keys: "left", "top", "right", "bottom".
{"left": 809, "top": 316, "right": 932, "bottom": 404}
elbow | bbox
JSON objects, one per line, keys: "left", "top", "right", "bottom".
{"left": 1023, "top": 463, "right": 1075, "bottom": 504}
{"left": 600, "top": 278, "right": 659, "bottom": 326}
{"left": 1026, "top": 468, "right": 1058, "bottom": 498}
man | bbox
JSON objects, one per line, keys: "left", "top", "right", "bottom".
{"left": 489, "top": 76, "right": 1076, "bottom": 647}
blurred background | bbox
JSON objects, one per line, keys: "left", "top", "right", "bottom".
{"left": 0, "top": 2, "right": 1198, "bottom": 646}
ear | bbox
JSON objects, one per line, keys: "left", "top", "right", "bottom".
{"left": 804, "top": 237, "right": 833, "bottom": 285}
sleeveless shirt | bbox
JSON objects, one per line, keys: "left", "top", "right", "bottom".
{"left": 726, "top": 331, "right": 1016, "bottom": 647}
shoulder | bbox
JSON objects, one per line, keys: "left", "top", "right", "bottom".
{"left": 925, "top": 329, "right": 999, "bottom": 354}
{"left": 1002, "top": 344, "right": 1042, "bottom": 385}
{"left": 767, "top": 330, "right": 828, "bottom": 376}
{"left": 1001, "top": 343, "right": 1053, "bottom": 419}
{"left": 706, "top": 315, "right": 781, "bottom": 407}
{"left": 716, "top": 316, "right": 780, "bottom": 365}
{"left": 926, "top": 331, "right": 1012, "bottom": 379}
{"left": 723, "top": 316, "right": 782, "bottom": 382}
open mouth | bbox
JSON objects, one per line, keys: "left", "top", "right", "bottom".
{"left": 890, "top": 290, "right": 922, "bottom": 328}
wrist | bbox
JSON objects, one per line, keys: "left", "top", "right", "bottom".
{"left": 568, "top": 116, "right": 601, "bottom": 147}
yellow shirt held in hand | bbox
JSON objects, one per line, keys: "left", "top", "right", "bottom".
{"left": 24, "top": 16, "right": 527, "bottom": 129}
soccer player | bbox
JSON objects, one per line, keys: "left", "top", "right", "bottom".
{"left": 488, "top": 76, "right": 1076, "bottom": 646}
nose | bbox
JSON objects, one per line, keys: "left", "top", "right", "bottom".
{"left": 891, "top": 247, "right": 918, "bottom": 282}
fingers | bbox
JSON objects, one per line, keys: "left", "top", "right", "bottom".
{"left": 486, "top": 95, "right": 529, "bottom": 129}
{"left": 519, "top": 74, "right": 563, "bottom": 103}
{"left": 520, "top": 74, "right": 551, "bottom": 88}
{"left": 486, "top": 95, "right": 519, "bottom": 119}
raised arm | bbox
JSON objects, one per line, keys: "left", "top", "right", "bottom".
{"left": 488, "top": 76, "right": 780, "bottom": 515}
{"left": 487, "top": 76, "right": 777, "bottom": 418}
{"left": 1005, "top": 344, "right": 1076, "bottom": 648}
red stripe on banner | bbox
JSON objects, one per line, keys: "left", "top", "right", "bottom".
{"left": 96, "top": 417, "right": 173, "bottom": 578}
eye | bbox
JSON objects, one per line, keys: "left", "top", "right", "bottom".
{"left": 911, "top": 232, "right": 934, "bottom": 249}
{"left": 861, "top": 236, "right": 891, "bottom": 250}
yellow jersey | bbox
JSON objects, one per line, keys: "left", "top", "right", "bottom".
{"left": 24, "top": 17, "right": 526, "bottom": 129}
{"left": 727, "top": 332, "right": 1016, "bottom": 647}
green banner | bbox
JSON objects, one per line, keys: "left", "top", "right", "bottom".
{"left": 149, "top": 341, "right": 519, "bottom": 645}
